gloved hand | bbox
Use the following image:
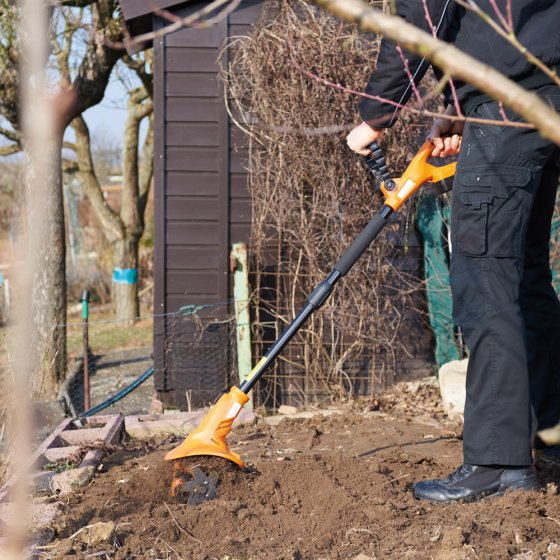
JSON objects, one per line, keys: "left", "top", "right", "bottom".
{"left": 346, "top": 121, "right": 384, "bottom": 156}
{"left": 429, "top": 105, "right": 464, "bottom": 157}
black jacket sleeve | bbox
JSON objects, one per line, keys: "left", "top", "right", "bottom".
{"left": 360, "top": 0, "right": 454, "bottom": 128}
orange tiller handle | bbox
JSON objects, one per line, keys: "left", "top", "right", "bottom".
{"left": 380, "top": 140, "right": 457, "bottom": 211}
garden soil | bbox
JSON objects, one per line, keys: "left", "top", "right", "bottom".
{"left": 43, "top": 381, "right": 560, "bottom": 559}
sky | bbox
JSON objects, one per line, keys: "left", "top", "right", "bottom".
{"left": 83, "top": 77, "right": 131, "bottom": 147}
{"left": 77, "top": 63, "right": 150, "bottom": 152}
{"left": 0, "top": 62, "right": 148, "bottom": 161}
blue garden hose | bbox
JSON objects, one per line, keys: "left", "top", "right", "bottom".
{"left": 80, "top": 366, "right": 154, "bottom": 418}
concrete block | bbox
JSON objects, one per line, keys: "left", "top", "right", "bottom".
{"left": 125, "top": 408, "right": 255, "bottom": 439}
{"left": 265, "top": 408, "right": 343, "bottom": 427}
{"left": 278, "top": 405, "right": 298, "bottom": 415}
{"left": 74, "top": 521, "right": 116, "bottom": 545}
{"left": 438, "top": 359, "right": 468, "bottom": 421}
{"left": 149, "top": 392, "right": 164, "bottom": 414}
{"left": 0, "top": 501, "right": 60, "bottom": 529}
{"left": 0, "top": 414, "right": 123, "bottom": 503}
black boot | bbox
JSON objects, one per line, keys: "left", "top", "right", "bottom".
{"left": 412, "top": 464, "right": 540, "bottom": 503}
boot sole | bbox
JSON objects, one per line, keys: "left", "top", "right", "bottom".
{"left": 463, "top": 475, "right": 540, "bottom": 503}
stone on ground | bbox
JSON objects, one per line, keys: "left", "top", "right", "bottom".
{"left": 278, "top": 405, "right": 298, "bottom": 415}
{"left": 438, "top": 359, "right": 468, "bottom": 421}
{"left": 539, "top": 423, "right": 560, "bottom": 446}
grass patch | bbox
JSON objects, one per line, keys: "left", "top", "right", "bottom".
{"left": 67, "top": 307, "right": 153, "bottom": 358}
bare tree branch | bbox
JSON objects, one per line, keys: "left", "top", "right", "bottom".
{"left": 292, "top": 59, "right": 535, "bottom": 130}
{"left": 139, "top": 117, "right": 154, "bottom": 216}
{"left": 0, "top": 143, "right": 22, "bottom": 156}
{"left": 55, "top": 1, "right": 125, "bottom": 129}
{"left": 306, "top": 0, "right": 560, "bottom": 145}
{"left": 455, "top": 0, "right": 560, "bottom": 88}
{"left": 105, "top": 0, "right": 241, "bottom": 51}
{"left": 72, "top": 115, "right": 125, "bottom": 243}
{"left": 123, "top": 53, "right": 153, "bottom": 100}
{"left": 421, "top": 0, "right": 462, "bottom": 115}
{"left": 56, "top": 0, "right": 96, "bottom": 6}
{"left": 122, "top": 88, "right": 152, "bottom": 235}
{"left": 62, "top": 159, "right": 79, "bottom": 173}
{"left": 0, "top": 125, "right": 21, "bottom": 144}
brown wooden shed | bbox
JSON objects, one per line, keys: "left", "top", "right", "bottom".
{"left": 118, "top": 0, "right": 265, "bottom": 408}
{"left": 118, "top": 0, "right": 438, "bottom": 410}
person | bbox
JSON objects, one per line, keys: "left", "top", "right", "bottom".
{"left": 346, "top": 0, "right": 560, "bottom": 503}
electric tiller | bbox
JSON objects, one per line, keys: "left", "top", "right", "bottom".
{"left": 165, "top": 140, "right": 457, "bottom": 503}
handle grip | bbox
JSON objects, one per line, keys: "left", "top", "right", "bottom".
{"left": 363, "top": 141, "right": 395, "bottom": 191}
{"left": 380, "top": 140, "right": 457, "bottom": 211}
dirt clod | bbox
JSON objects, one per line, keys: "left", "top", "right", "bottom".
{"left": 47, "top": 391, "right": 560, "bottom": 559}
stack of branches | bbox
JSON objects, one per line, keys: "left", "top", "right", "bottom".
{"left": 225, "top": 1, "right": 438, "bottom": 405}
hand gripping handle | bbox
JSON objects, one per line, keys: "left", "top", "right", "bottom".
{"left": 380, "top": 140, "right": 457, "bottom": 211}
{"left": 363, "top": 141, "right": 395, "bottom": 191}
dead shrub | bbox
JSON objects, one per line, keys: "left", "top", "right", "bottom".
{"left": 225, "top": 1, "right": 438, "bottom": 406}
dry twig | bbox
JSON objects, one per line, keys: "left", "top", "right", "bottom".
{"left": 163, "top": 502, "right": 202, "bottom": 544}
{"left": 225, "top": 1, "right": 433, "bottom": 406}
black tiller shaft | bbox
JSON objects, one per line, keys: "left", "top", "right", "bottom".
{"left": 239, "top": 141, "right": 394, "bottom": 395}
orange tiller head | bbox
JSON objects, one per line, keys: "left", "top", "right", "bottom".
{"left": 165, "top": 386, "right": 249, "bottom": 468}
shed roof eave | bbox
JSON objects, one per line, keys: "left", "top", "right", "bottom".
{"left": 118, "top": 0, "right": 194, "bottom": 27}
{"left": 118, "top": 0, "right": 195, "bottom": 54}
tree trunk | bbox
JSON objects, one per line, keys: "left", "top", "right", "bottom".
{"left": 113, "top": 235, "right": 140, "bottom": 324}
{"left": 28, "top": 135, "right": 67, "bottom": 396}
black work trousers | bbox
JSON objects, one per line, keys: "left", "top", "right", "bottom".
{"left": 450, "top": 84, "right": 560, "bottom": 466}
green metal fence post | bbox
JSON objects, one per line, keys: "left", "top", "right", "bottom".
{"left": 81, "top": 289, "right": 91, "bottom": 411}
{"left": 231, "top": 242, "right": 253, "bottom": 409}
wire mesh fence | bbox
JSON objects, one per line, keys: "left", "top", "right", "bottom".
{"left": 162, "top": 312, "right": 238, "bottom": 410}
{"left": 63, "top": 308, "right": 154, "bottom": 416}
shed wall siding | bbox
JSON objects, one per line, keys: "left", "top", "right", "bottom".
{"left": 154, "top": 0, "right": 263, "bottom": 394}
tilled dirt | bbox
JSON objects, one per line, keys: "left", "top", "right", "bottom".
{"left": 44, "top": 382, "right": 560, "bottom": 560}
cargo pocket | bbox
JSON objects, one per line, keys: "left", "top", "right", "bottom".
{"left": 457, "top": 165, "right": 531, "bottom": 257}
{"left": 457, "top": 191, "right": 493, "bottom": 256}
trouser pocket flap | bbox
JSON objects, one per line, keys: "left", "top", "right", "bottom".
{"left": 460, "top": 192, "right": 493, "bottom": 209}
{"left": 460, "top": 166, "right": 531, "bottom": 189}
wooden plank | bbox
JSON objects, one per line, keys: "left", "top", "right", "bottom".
{"left": 230, "top": 173, "right": 250, "bottom": 198}
{"left": 217, "top": 16, "right": 229, "bottom": 305}
{"left": 229, "top": 126, "right": 248, "bottom": 149}
{"left": 230, "top": 2, "right": 263, "bottom": 24}
{"left": 167, "top": 196, "right": 219, "bottom": 220}
{"left": 165, "top": 25, "right": 222, "bottom": 48}
{"left": 166, "top": 122, "right": 220, "bottom": 147}
{"left": 166, "top": 270, "right": 219, "bottom": 295}
{"left": 121, "top": 0, "right": 262, "bottom": 23}
{"left": 166, "top": 147, "right": 219, "bottom": 172}
{"left": 230, "top": 149, "right": 249, "bottom": 174}
{"left": 167, "top": 172, "right": 219, "bottom": 196}
{"left": 167, "top": 221, "right": 220, "bottom": 245}
{"left": 166, "top": 98, "right": 220, "bottom": 123}
{"left": 166, "top": 246, "right": 220, "bottom": 270}
{"left": 166, "top": 72, "right": 219, "bottom": 97}
{"left": 119, "top": 0, "right": 185, "bottom": 21}
{"left": 153, "top": 17, "right": 167, "bottom": 391}
{"left": 230, "top": 198, "right": 251, "bottom": 223}
{"left": 229, "top": 23, "right": 255, "bottom": 37}
{"left": 230, "top": 223, "right": 252, "bottom": 245}
{"left": 166, "top": 47, "right": 219, "bottom": 72}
